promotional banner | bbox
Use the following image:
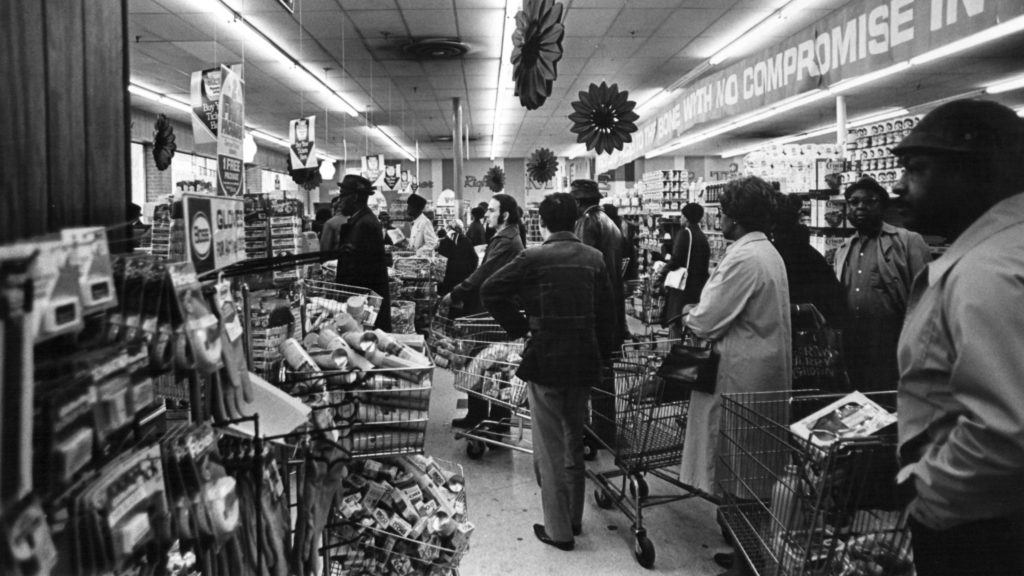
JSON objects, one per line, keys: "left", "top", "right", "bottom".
{"left": 190, "top": 67, "right": 223, "bottom": 149}
{"left": 597, "top": 0, "right": 1024, "bottom": 172}
{"left": 289, "top": 116, "right": 318, "bottom": 170}
{"left": 183, "top": 194, "right": 246, "bottom": 274}
{"left": 361, "top": 154, "right": 385, "bottom": 189}
{"left": 217, "top": 64, "right": 245, "bottom": 197}
{"left": 399, "top": 170, "right": 412, "bottom": 194}
{"left": 380, "top": 163, "right": 402, "bottom": 193}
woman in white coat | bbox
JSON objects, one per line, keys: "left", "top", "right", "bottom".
{"left": 680, "top": 176, "right": 792, "bottom": 496}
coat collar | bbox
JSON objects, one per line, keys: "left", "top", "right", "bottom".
{"left": 542, "top": 231, "right": 580, "bottom": 244}
{"left": 727, "top": 231, "right": 768, "bottom": 252}
{"left": 494, "top": 224, "right": 519, "bottom": 240}
{"left": 926, "top": 192, "right": 1024, "bottom": 285}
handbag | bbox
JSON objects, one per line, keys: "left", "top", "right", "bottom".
{"left": 663, "top": 226, "right": 692, "bottom": 292}
{"left": 657, "top": 334, "right": 719, "bottom": 395}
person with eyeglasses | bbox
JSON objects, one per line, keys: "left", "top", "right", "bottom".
{"left": 832, "top": 177, "right": 930, "bottom": 392}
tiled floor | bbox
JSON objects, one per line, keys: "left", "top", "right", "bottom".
{"left": 423, "top": 363, "right": 728, "bottom": 576}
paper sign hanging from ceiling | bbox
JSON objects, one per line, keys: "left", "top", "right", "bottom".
{"left": 217, "top": 64, "right": 245, "bottom": 197}
{"left": 379, "top": 163, "right": 402, "bottom": 193}
{"left": 399, "top": 170, "right": 411, "bottom": 194}
{"left": 289, "top": 115, "right": 318, "bottom": 170}
{"left": 361, "top": 154, "right": 385, "bottom": 189}
{"left": 190, "top": 67, "right": 223, "bottom": 149}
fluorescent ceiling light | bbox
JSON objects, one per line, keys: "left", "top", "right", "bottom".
{"left": 491, "top": 0, "right": 518, "bottom": 160}
{"left": 561, "top": 143, "right": 587, "bottom": 159}
{"left": 829, "top": 62, "right": 911, "bottom": 94}
{"left": 128, "top": 83, "right": 191, "bottom": 113}
{"left": 849, "top": 107, "right": 909, "bottom": 127}
{"left": 1017, "top": 106, "right": 1024, "bottom": 118}
{"left": 709, "top": 0, "right": 819, "bottom": 66}
{"left": 985, "top": 74, "right": 1024, "bottom": 94}
{"left": 376, "top": 126, "right": 416, "bottom": 162}
{"left": 910, "top": 14, "right": 1024, "bottom": 66}
{"left": 250, "top": 129, "right": 290, "bottom": 148}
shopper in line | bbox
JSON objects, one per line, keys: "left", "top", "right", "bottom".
{"left": 447, "top": 193, "right": 525, "bottom": 431}
{"left": 406, "top": 193, "right": 438, "bottom": 254}
{"left": 436, "top": 219, "right": 478, "bottom": 299}
{"left": 319, "top": 196, "right": 347, "bottom": 254}
{"left": 605, "top": 202, "right": 639, "bottom": 281}
{"left": 680, "top": 177, "right": 791, "bottom": 575}
{"left": 480, "top": 201, "right": 497, "bottom": 243}
{"left": 892, "top": 100, "right": 1024, "bottom": 576}
{"left": 571, "top": 179, "right": 626, "bottom": 451}
{"left": 833, "top": 177, "right": 929, "bottom": 392}
{"left": 770, "top": 193, "right": 846, "bottom": 329}
{"left": 658, "top": 202, "right": 711, "bottom": 339}
{"left": 333, "top": 174, "right": 391, "bottom": 331}
{"left": 480, "top": 192, "right": 615, "bottom": 551}
{"left": 312, "top": 207, "right": 332, "bottom": 238}
{"left": 466, "top": 205, "right": 487, "bottom": 246}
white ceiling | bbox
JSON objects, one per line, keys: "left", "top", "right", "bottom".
{"left": 128, "top": 0, "right": 1024, "bottom": 164}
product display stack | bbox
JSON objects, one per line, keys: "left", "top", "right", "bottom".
{"left": 268, "top": 198, "right": 305, "bottom": 285}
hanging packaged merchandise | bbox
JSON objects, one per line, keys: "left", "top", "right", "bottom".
{"left": 24, "top": 239, "right": 84, "bottom": 342}
{"left": 1, "top": 250, "right": 37, "bottom": 504}
{"left": 167, "top": 262, "right": 223, "bottom": 374}
{"left": 71, "top": 444, "right": 169, "bottom": 576}
{"left": 213, "top": 280, "right": 253, "bottom": 412}
{"left": 1, "top": 497, "right": 58, "bottom": 576}
{"left": 34, "top": 372, "right": 96, "bottom": 492}
{"left": 60, "top": 227, "right": 118, "bottom": 315}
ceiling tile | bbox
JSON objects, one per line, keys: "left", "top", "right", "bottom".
{"left": 455, "top": 9, "right": 503, "bottom": 38}
{"left": 608, "top": 8, "right": 675, "bottom": 36}
{"left": 652, "top": 8, "right": 725, "bottom": 37}
{"left": 346, "top": 10, "right": 409, "bottom": 38}
{"left": 402, "top": 9, "right": 459, "bottom": 37}
{"left": 563, "top": 8, "right": 621, "bottom": 37}
{"left": 397, "top": 0, "right": 451, "bottom": 8}
{"left": 342, "top": 0, "right": 398, "bottom": 9}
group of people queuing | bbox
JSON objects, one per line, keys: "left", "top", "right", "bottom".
{"left": 314, "top": 98, "right": 1023, "bottom": 576}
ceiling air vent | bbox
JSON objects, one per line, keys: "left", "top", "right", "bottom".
{"left": 403, "top": 38, "right": 469, "bottom": 59}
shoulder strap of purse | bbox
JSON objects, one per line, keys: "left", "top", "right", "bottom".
{"left": 684, "top": 225, "right": 693, "bottom": 269}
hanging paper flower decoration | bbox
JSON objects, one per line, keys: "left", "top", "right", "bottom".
{"left": 526, "top": 147, "right": 558, "bottom": 184}
{"left": 511, "top": 0, "right": 565, "bottom": 111}
{"left": 568, "top": 82, "right": 639, "bottom": 155}
{"left": 485, "top": 166, "right": 505, "bottom": 192}
{"left": 287, "top": 158, "right": 323, "bottom": 191}
{"left": 152, "top": 114, "right": 177, "bottom": 171}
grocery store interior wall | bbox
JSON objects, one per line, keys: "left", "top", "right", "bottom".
{"left": 1, "top": 0, "right": 129, "bottom": 245}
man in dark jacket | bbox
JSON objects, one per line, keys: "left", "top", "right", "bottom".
{"left": 481, "top": 192, "right": 615, "bottom": 551}
{"left": 466, "top": 206, "right": 487, "bottom": 246}
{"left": 436, "top": 219, "right": 478, "bottom": 297}
{"left": 333, "top": 174, "right": 391, "bottom": 331}
{"left": 571, "top": 179, "right": 625, "bottom": 346}
{"left": 447, "top": 193, "right": 525, "bottom": 430}
{"left": 659, "top": 202, "right": 712, "bottom": 338}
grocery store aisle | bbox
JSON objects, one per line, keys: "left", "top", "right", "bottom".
{"left": 423, "top": 365, "right": 725, "bottom": 576}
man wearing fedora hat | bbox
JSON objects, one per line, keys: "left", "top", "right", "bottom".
{"left": 334, "top": 174, "right": 391, "bottom": 331}
{"left": 893, "top": 99, "right": 1024, "bottom": 576}
{"left": 832, "top": 176, "right": 929, "bottom": 392}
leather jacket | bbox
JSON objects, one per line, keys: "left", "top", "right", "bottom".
{"left": 575, "top": 205, "right": 626, "bottom": 345}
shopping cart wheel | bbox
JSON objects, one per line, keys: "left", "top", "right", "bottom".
{"left": 466, "top": 440, "right": 486, "bottom": 460}
{"left": 582, "top": 436, "right": 599, "bottom": 461}
{"left": 633, "top": 532, "right": 655, "bottom": 569}
{"left": 594, "top": 488, "right": 614, "bottom": 510}
{"left": 628, "top": 475, "right": 650, "bottom": 502}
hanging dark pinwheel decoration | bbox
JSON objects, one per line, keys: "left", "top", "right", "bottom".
{"left": 526, "top": 147, "right": 559, "bottom": 184}
{"left": 485, "top": 165, "right": 506, "bottom": 192}
{"left": 511, "top": 0, "right": 565, "bottom": 111}
{"left": 152, "top": 114, "right": 177, "bottom": 171}
{"left": 287, "top": 157, "right": 323, "bottom": 191}
{"left": 568, "top": 81, "right": 639, "bottom": 155}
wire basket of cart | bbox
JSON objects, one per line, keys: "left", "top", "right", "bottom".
{"left": 716, "top": 390, "right": 909, "bottom": 576}
{"left": 447, "top": 338, "right": 531, "bottom": 459}
{"left": 587, "top": 333, "right": 715, "bottom": 568}
{"left": 300, "top": 278, "right": 386, "bottom": 332}
{"left": 323, "top": 456, "right": 470, "bottom": 576}
{"left": 392, "top": 254, "right": 447, "bottom": 334}
{"left": 428, "top": 310, "right": 512, "bottom": 368}
{"left": 278, "top": 355, "right": 434, "bottom": 459}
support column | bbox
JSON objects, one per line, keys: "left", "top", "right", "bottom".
{"left": 835, "top": 95, "right": 848, "bottom": 152}
{"left": 453, "top": 98, "right": 464, "bottom": 204}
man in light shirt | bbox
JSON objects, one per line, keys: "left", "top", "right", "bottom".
{"left": 406, "top": 193, "right": 438, "bottom": 253}
{"left": 893, "top": 99, "right": 1024, "bottom": 576}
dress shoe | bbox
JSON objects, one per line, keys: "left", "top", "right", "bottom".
{"left": 713, "top": 552, "right": 734, "bottom": 569}
{"left": 533, "top": 524, "right": 574, "bottom": 551}
{"left": 451, "top": 417, "right": 481, "bottom": 429}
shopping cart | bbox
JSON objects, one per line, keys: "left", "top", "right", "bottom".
{"left": 447, "top": 338, "right": 531, "bottom": 459}
{"left": 587, "top": 336, "right": 713, "bottom": 569}
{"left": 428, "top": 311, "right": 511, "bottom": 366}
{"left": 717, "top": 390, "right": 909, "bottom": 576}
{"left": 323, "top": 457, "right": 470, "bottom": 576}
{"left": 279, "top": 358, "right": 434, "bottom": 460}
{"left": 299, "top": 278, "right": 385, "bottom": 331}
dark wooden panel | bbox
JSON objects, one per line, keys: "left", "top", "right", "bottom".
{"left": 82, "top": 0, "right": 128, "bottom": 232}
{"left": 0, "top": 0, "right": 49, "bottom": 243}
{"left": 44, "top": 0, "right": 86, "bottom": 233}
